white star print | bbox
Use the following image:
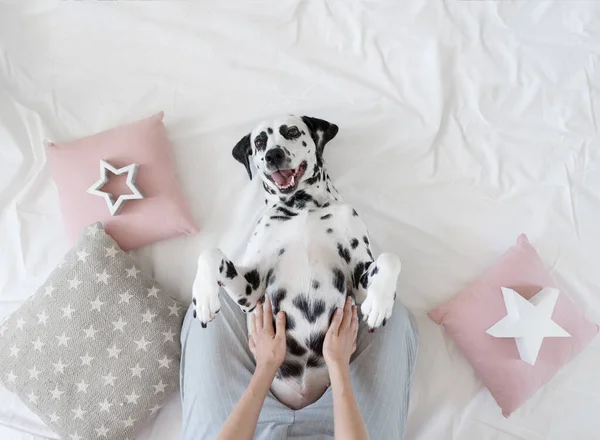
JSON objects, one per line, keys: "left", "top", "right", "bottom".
{"left": 168, "top": 302, "right": 182, "bottom": 317}
{"left": 28, "top": 365, "right": 42, "bottom": 380}
{"left": 134, "top": 336, "right": 151, "bottom": 351}
{"left": 130, "top": 363, "right": 145, "bottom": 378}
{"left": 125, "top": 390, "right": 140, "bottom": 404}
{"left": 56, "top": 332, "right": 71, "bottom": 347}
{"left": 121, "top": 416, "right": 136, "bottom": 428}
{"left": 53, "top": 359, "right": 68, "bottom": 374}
{"left": 87, "top": 223, "right": 100, "bottom": 236}
{"left": 142, "top": 310, "right": 157, "bottom": 323}
{"left": 162, "top": 328, "right": 176, "bottom": 343}
{"left": 105, "top": 245, "right": 119, "bottom": 258}
{"left": 96, "top": 270, "right": 111, "bottom": 284}
{"left": 9, "top": 345, "right": 20, "bottom": 357}
{"left": 44, "top": 283, "right": 55, "bottom": 298}
{"left": 102, "top": 371, "right": 117, "bottom": 386}
{"left": 76, "top": 248, "right": 90, "bottom": 262}
{"left": 72, "top": 406, "right": 87, "bottom": 420}
{"left": 67, "top": 276, "right": 82, "bottom": 290}
{"left": 50, "top": 385, "right": 64, "bottom": 400}
{"left": 158, "top": 355, "right": 173, "bottom": 369}
{"left": 106, "top": 343, "right": 122, "bottom": 359}
{"left": 149, "top": 404, "right": 163, "bottom": 415}
{"left": 147, "top": 286, "right": 160, "bottom": 298}
{"left": 153, "top": 380, "right": 167, "bottom": 394}
{"left": 80, "top": 353, "right": 94, "bottom": 366}
{"left": 95, "top": 425, "right": 110, "bottom": 437}
{"left": 61, "top": 303, "right": 76, "bottom": 319}
{"left": 112, "top": 317, "right": 127, "bottom": 332}
{"left": 90, "top": 297, "right": 105, "bottom": 311}
{"left": 6, "top": 371, "right": 17, "bottom": 383}
{"left": 98, "top": 398, "right": 113, "bottom": 413}
{"left": 36, "top": 310, "right": 49, "bottom": 325}
{"left": 27, "top": 391, "right": 39, "bottom": 404}
{"left": 32, "top": 337, "right": 45, "bottom": 352}
{"left": 83, "top": 325, "right": 99, "bottom": 339}
{"left": 49, "top": 412, "right": 60, "bottom": 423}
{"left": 76, "top": 379, "right": 89, "bottom": 393}
{"left": 125, "top": 265, "right": 141, "bottom": 279}
{"left": 69, "top": 432, "right": 82, "bottom": 440}
{"left": 119, "top": 291, "right": 133, "bottom": 304}
{"left": 15, "top": 318, "right": 25, "bottom": 330}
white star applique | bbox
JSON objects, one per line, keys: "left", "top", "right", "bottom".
{"left": 28, "top": 365, "right": 42, "bottom": 380}
{"left": 69, "top": 432, "right": 82, "bottom": 440}
{"left": 130, "top": 363, "right": 145, "bottom": 378}
{"left": 95, "top": 425, "right": 110, "bottom": 438}
{"left": 50, "top": 385, "right": 64, "bottom": 400}
{"left": 61, "top": 304, "right": 76, "bottom": 319}
{"left": 76, "top": 379, "right": 89, "bottom": 394}
{"left": 134, "top": 336, "right": 151, "bottom": 351}
{"left": 106, "top": 343, "right": 122, "bottom": 359}
{"left": 98, "top": 398, "right": 113, "bottom": 413}
{"left": 158, "top": 355, "right": 172, "bottom": 369}
{"left": 149, "top": 404, "right": 163, "bottom": 415}
{"left": 56, "top": 332, "right": 71, "bottom": 347}
{"left": 96, "top": 270, "right": 111, "bottom": 285}
{"left": 141, "top": 310, "right": 157, "bottom": 324}
{"left": 121, "top": 416, "right": 136, "bottom": 428}
{"left": 36, "top": 310, "right": 49, "bottom": 325}
{"left": 87, "top": 160, "right": 143, "bottom": 216}
{"left": 147, "top": 286, "right": 160, "bottom": 298}
{"left": 15, "top": 318, "right": 25, "bottom": 330}
{"left": 125, "top": 390, "right": 140, "bottom": 404}
{"left": 90, "top": 297, "right": 105, "bottom": 312}
{"left": 105, "top": 245, "right": 119, "bottom": 258}
{"left": 162, "top": 328, "right": 176, "bottom": 343}
{"left": 68, "top": 276, "right": 82, "bottom": 290}
{"left": 119, "top": 291, "right": 133, "bottom": 304}
{"left": 53, "top": 359, "right": 68, "bottom": 374}
{"left": 83, "top": 325, "right": 99, "bottom": 340}
{"left": 27, "top": 391, "right": 39, "bottom": 404}
{"left": 80, "top": 353, "right": 94, "bottom": 366}
{"left": 76, "top": 248, "right": 90, "bottom": 262}
{"left": 102, "top": 372, "right": 117, "bottom": 386}
{"left": 6, "top": 371, "right": 17, "bottom": 383}
{"left": 32, "top": 337, "right": 45, "bottom": 352}
{"left": 71, "top": 406, "right": 87, "bottom": 420}
{"left": 9, "top": 344, "right": 20, "bottom": 358}
{"left": 168, "top": 302, "right": 182, "bottom": 317}
{"left": 112, "top": 317, "right": 127, "bottom": 332}
{"left": 49, "top": 412, "right": 60, "bottom": 423}
{"left": 125, "top": 266, "right": 141, "bottom": 279}
{"left": 153, "top": 380, "right": 167, "bottom": 394}
{"left": 44, "top": 283, "right": 55, "bottom": 298}
{"left": 87, "top": 223, "right": 101, "bottom": 237}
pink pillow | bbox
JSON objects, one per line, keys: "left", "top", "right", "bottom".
{"left": 47, "top": 112, "right": 199, "bottom": 250}
{"left": 429, "top": 235, "right": 598, "bottom": 416}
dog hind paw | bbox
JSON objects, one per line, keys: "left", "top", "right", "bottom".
{"left": 192, "top": 277, "right": 221, "bottom": 328}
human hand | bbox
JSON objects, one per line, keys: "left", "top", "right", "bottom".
{"left": 249, "top": 295, "right": 287, "bottom": 377}
{"left": 323, "top": 296, "right": 359, "bottom": 372}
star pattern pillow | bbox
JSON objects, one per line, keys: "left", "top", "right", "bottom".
{"left": 0, "top": 223, "right": 185, "bottom": 440}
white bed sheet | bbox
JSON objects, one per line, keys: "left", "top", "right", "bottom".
{"left": 1, "top": 1, "right": 599, "bottom": 439}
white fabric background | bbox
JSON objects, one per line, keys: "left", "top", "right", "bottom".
{"left": 1, "top": 1, "right": 599, "bottom": 439}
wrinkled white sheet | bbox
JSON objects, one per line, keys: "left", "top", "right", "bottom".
{"left": 1, "top": 1, "right": 599, "bottom": 439}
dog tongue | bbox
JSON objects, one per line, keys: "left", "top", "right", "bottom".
{"left": 271, "top": 169, "right": 294, "bottom": 185}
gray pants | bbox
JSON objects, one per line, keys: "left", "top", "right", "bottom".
{"left": 180, "top": 293, "right": 418, "bottom": 440}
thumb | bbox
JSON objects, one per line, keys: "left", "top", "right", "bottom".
{"left": 329, "top": 307, "right": 343, "bottom": 336}
{"left": 275, "top": 311, "right": 286, "bottom": 337}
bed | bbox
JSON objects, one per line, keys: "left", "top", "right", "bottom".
{"left": 1, "top": 1, "right": 599, "bottom": 439}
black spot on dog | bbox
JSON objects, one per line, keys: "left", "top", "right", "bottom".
{"left": 305, "top": 174, "right": 319, "bottom": 185}
{"left": 332, "top": 268, "right": 345, "bottom": 293}
{"left": 312, "top": 280, "right": 320, "bottom": 289}
{"left": 382, "top": 318, "right": 387, "bottom": 327}
{"left": 279, "top": 248, "right": 285, "bottom": 256}
{"left": 301, "top": 130, "right": 306, "bottom": 135}
{"left": 394, "top": 292, "right": 397, "bottom": 301}
{"left": 247, "top": 305, "right": 256, "bottom": 313}
{"left": 270, "top": 215, "right": 291, "bottom": 221}
{"left": 307, "top": 354, "right": 325, "bottom": 368}
{"left": 265, "top": 223, "right": 270, "bottom": 227}
{"left": 263, "top": 182, "right": 276, "bottom": 195}
{"left": 328, "top": 306, "right": 338, "bottom": 325}
{"left": 245, "top": 284, "right": 252, "bottom": 296}
{"left": 278, "top": 360, "right": 304, "bottom": 378}
{"left": 284, "top": 190, "right": 313, "bottom": 209}
{"left": 276, "top": 206, "right": 297, "bottom": 217}
{"left": 238, "top": 298, "right": 248, "bottom": 306}
{"left": 352, "top": 209, "right": 359, "bottom": 217}
{"left": 371, "top": 266, "right": 379, "bottom": 276}
{"left": 271, "top": 288, "right": 287, "bottom": 314}
{"left": 267, "top": 127, "right": 273, "bottom": 134}
{"left": 350, "top": 238, "right": 359, "bottom": 249}
{"left": 360, "top": 271, "right": 369, "bottom": 289}
{"left": 306, "top": 331, "right": 326, "bottom": 356}
{"left": 363, "top": 235, "right": 369, "bottom": 245}
{"left": 192, "top": 298, "right": 196, "bottom": 305}
{"left": 320, "top": 214, "right": 332, "bottom": 220}
{"left": 302, "top": 141, "right": 307, "bottom": 147}
{"left": 219, "top": 260, "right": 224, "bottom": 273}
{"left": 287, "top": 335, "right": 308, "bottom": 356}
{"left": 193, "top": 310, "right": 196, "bottom": 318}
{"left": 265, "top": 268, "right": 275, "bottom": 286}
{"left": 286, "top": 314, "right": 296, "bottom": 331}
{"left": 322, "top": 202, "right": 330, "bottom": 208}
{"left": 225, "top": 261, "right": 238, "bottom": 279}
{"left": 244, "top": 269, "right": 260, "bottom": 290}
{"left": 293, "top": 295, "right": 326, "bottom": 323}
{"left": 337, "top": 243, "right": 351, "bottom": 264}
{"left": 367, "top": 248, "right": 373, "bottom": 260}
{"left": 327, "top": 228, "right": 333, "bottom": 234}
{"left": 352, "top": 262, "right": 365, "bottom": 289}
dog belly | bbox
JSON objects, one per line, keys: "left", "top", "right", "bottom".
{"left": 271, "top": 368, "right": 331, "bottom": 410}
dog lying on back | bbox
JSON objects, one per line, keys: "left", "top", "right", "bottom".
{"left": 192, "top": 115, "right": 401, "bottom": 409}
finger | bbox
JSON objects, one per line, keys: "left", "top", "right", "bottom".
{"left": 263, "top": 296, "right": 274, "bottom": 333}
{"left": 251, "top": 313, "right": 257, "bottom": 336}
{"left": 341, "top": 297, "right": 353, "bottom": 330}
{"left": 255, "top": 300, "right": 263, "bottom": 330}
{"left": 328, "top": 307, "right": 344, "bottom": 336}
{"left": 275, "top": 311, "right": 286, "bottom": 338}
{"left": 351, "top": 306, "right": 359, "bottom": 333}
{"left": 248, "top": 335, "right": 256, "bottom": 353}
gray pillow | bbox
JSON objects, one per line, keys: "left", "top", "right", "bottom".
{"left": 0, "top": 222, "right": 185, "bottom": 440}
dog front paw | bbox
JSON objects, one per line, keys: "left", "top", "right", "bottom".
{"left": 361, "top": 287, "right": 394, "bottom": 330}
{"left": 192, "top": 275, "right": 221, "bottom": 328}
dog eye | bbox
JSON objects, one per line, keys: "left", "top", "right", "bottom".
{"left": 255, "top": 139, "right": 266, "bottom": 149}
{"left": 288, "top": 127, "right": 300, "bottom": 138}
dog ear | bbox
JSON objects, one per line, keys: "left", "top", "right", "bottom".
{"left": 301, "top": 116, "right": 339, "bottom": 156}
{"left": 232, "top": 133, "right": 253, "bottom": 180}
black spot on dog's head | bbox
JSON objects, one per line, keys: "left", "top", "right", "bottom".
{"left": 302, "top": 141, "right": 307, "bottom": 147}
{"left": 267, "top": 127, "right": 273, "bottom": 134}
{"left": 238, "top": 298, "right": 248, "bottom": 306}
{"left": 363, "top": 235, "right": 369, "bottom": 245}
{"left": 350, "top": 238, "right": 359, "bottom": 249}
{"left": 320, "top": 214, "right": 332, "bottom": 220}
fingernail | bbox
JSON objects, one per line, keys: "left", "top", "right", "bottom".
{"left": 369, "top": 328, "right": 375, "bottom": 334}
{"left": 336, "top": 308, "right": 343, "bottom": 315}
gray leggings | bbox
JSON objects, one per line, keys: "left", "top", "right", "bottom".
{"left": 180, "top": 293, "right": 418, "bottom": 440}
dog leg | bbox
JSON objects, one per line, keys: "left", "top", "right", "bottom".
{"left": 192, "top": 248, "right": 264, "bottom": 327}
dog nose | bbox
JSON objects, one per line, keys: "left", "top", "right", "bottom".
{"left": 265, "top": 148, "right": 285, "bottom": 166}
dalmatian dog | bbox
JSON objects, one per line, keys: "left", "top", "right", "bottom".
{"left": 192, "top": 115, "right": 401, "bottom": 410}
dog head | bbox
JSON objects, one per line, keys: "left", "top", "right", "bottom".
{"left": 232, "top": 115, "right": 338, "bottom": 195}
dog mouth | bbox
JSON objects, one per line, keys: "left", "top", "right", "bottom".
{"left": 267, "top": 161, "right": 307, "bottom": 193}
